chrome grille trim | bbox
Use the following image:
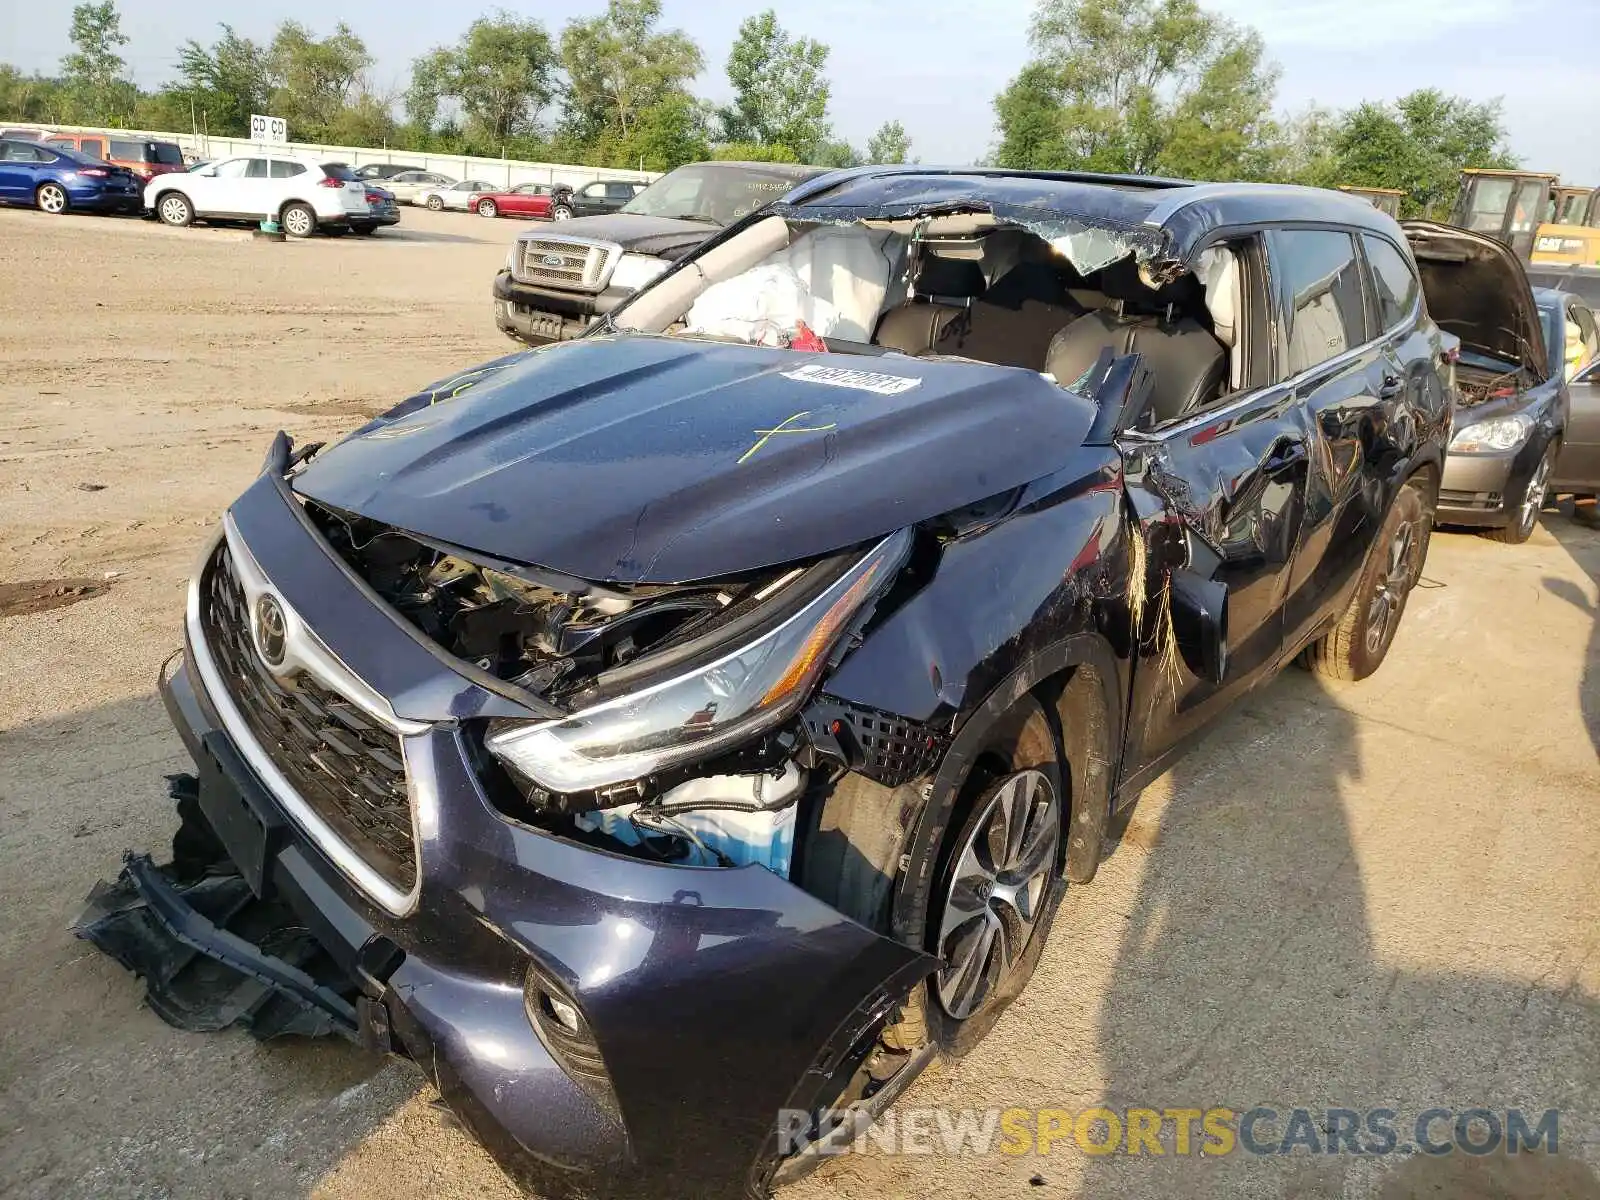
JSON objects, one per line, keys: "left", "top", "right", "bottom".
{"left": 185, "top": 518, "right": 427, "bottom": 915}
{"left": 513, "top": 235, "right": 624, "bottom": 292}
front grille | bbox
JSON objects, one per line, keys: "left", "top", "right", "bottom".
{"left": 515, "top": 237, "right": 619, "bottom": 291}
{"left": 201, "top": 544, "right": 417, "bottom": 892}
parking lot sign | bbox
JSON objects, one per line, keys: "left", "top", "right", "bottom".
{"left": 249, "top": 114, "right": 288, "bottom": 146}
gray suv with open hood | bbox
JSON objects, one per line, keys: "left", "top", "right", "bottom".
{"left": 493, "top": 160, "right": 828, "bottom": 345}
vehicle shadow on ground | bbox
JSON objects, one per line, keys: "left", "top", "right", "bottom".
{"left": 1083, "top": 647, "right": 1600, "bottom": 1199}
{"left": 1544, "top": 515, "right": 1600, "bottom": 766}
{"left": 0, "top": 692, "right": 447, "bottom": 1200}
{"left": 375, "top": 224, "right": 499, "bottom": 246}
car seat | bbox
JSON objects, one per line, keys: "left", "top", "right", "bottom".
{"left": 1043, "top": 256, "right": 1228, "bottom": 424}
{"left": 874, "top": 256, "right": 986, "bottom": 355}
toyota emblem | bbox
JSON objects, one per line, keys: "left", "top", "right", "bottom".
{"left": 254, "top": 593, "right": 288, "bottom": 668}
{"left": 541, "top": 253, "right": 565, "bottom": 267}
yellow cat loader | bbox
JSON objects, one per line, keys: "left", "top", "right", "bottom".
{"left": 1451, "top": 168, "right": 1600, "bottom": 266}
{"left": 1337, "top": 185, "right": 1405, "bottom": 217}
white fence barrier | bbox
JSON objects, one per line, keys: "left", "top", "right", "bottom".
{"left": 0, "top": 121, "right": 661, "bottom": 191}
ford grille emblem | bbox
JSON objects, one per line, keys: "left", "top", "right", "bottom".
{"left": 254, "top": 594, "right": 288, "bottom": 668}
{"left": 541, "top": 253, "right": 565, "bottom": 267}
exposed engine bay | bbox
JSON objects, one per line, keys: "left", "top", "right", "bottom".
{"left": 302, "top": 497, "right": 826, "bottom": 709}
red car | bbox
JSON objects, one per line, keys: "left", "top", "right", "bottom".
{"left": 473, "top": 182, "right": 563, "bottom": 220}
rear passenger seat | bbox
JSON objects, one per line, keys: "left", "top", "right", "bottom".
{"left": 874, "top": 257, "right": 1084, "bottom": 369}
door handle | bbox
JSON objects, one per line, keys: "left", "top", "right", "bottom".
{"left": 1378, "top": 374, "right": 1403, "bottom": 399}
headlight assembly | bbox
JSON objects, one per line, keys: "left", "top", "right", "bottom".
{"left": 505, "top": 241, "right": 519, "bottom": 273}
{"left": 1449, "top": 412, "right": 1533, "bottom": 454}
{"left": 608, "top": 253, "right": 669, "bottom": 292}
{"left": 485, "top": 530, "right": 912, "bottom": 794}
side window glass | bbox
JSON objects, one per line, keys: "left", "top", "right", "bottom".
{"left": 80, "top": 138, "right": 104, "bottom": 159}
{"left": 583, "top": 182, "right": 607, "bottom": 198}
{"left": 213, "top": 158, "right": 250, "bottom": 179}
{"left": 269, "top": 160, "right": 306, "bottom": 178}
{"left": 245, "top": 158, "right": 270, "bottom": 179}
{"left": 47, "top": 138, "right": 75, "bottom": 151}
{"left": 1270, "top": 230, "right": 1369, "bottom": 378}
{"left": 1361, "top": 235, "right": 1420, "bottom": 332}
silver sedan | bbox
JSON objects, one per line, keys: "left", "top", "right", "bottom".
{"left": 385, "top": 170, "right": 456, "bottom": 206}
{"left": 420, "top": 180, "right": 494, "bottom": 212}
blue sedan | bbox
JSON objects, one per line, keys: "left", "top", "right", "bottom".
{"left": 0, "top": 137, "right": 144, "bottom": 215}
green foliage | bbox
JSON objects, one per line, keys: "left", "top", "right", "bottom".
{"left": 0, "top": 65, "right": 68, "bottom": 125}
{"left": 164, "top": 25, "right": 270, "bottom": 137}
{"left": 265, "top": 21, "right": 378, "bottom": 143}
{"left": 996, "top": 0, "right": 1280, "bottom": 180}
{"left": 60, "top": 1, "right": 135, "bottom": 124}
{"left": 1333, "top": 89, "right": 1516, "bottom": 216}
{"left": 720, "top": 11, "right": 831, "bottom": 162}
{"left": 559, "top": 0, "right": 701, "bottom": 152}
{"left": 407, "top": 14, "right": 557, "bottom": 147}
{"left": 865, "top": 119, "right": 912, "bottom": 164}
{"left": 711, "top": 141, "right": 798, "bottom": 163}
{"left": 814, "top": 140, "right": 860, "bottom": 169}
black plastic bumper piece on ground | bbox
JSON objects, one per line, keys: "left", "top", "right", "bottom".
{"left": 73, "top": 786, "right": 363, "bottom": 1043}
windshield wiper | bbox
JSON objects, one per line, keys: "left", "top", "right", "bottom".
{"left": 658, "top": 212, "right": 722, "bottom": 225}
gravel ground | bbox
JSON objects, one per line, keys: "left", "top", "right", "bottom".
{"left": 1, "top": 205, "right": 1596, "bottom": 1200}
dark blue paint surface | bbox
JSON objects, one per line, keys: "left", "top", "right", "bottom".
{"left": 294, "top": 335, "right": 1096, "bottom": 583}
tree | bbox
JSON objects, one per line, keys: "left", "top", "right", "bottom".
{"left": 993, "top": 0, "right": 1281, "bottom": 180}
{"left": 60, "top": 1, "right": 134, "bottom": 123}
{"left": 0, "top": 66, "right": 68, "bottom": 125}
{"left": 865, "top": 119, "right": 911, "bottom": 164}
{"left": 711, "top": 141, "right": 798, "bottom": 163}
{"left": 407, "top": 14, "right": 557, "bottom": 147}
{"left": 814, "top": 140, "right": 860, "bottom": 169}
{"left": 720, "top": 11, "right": 831, "bottom": 162}
{"left": 559, "top": 0, "right": 702, "bottom": 149}
{"left": 265, "top": 21, "right": 373, "bottom": 143}
{"left": 165, "top": 25, "right": 270, "bottom": 137}
{"left": 1333, "top": 89, "right": 1514, "bottom": 216}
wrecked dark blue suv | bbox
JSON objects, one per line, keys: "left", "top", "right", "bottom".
{"left": 81, "top": 168, "right": 1461, "bottom": 1197}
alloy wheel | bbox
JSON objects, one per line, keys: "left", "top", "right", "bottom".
{"left": 553, "top": 205, "right": 572, "bottom": 220}
{"left": 283, "top": 207, "right": 313, "bottom": 237}
{"left": 1365, "top": 517, "right": 1416, "bottom": 654}
{"left": 1516, "top": 448, "right": 1554, "bottom": 538}
{"left": 478, "top": 200, "right": 497, "bottom": 218}
{"left": 158, "top": 195, "right": 188, "bottom": 225}
{"left": 935, "top": 769, "right": 1060, "bottom": 1021}
{"left": 38, "top": 184, "right": 66, "bottom": 214}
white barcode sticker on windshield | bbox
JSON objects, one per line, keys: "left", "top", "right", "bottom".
{"left": 781, "top": 364, "right": 922, "bottom": 396}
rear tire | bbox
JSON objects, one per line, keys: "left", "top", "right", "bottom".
{"left": 280, "top": 202, "right": 316, "bottom": 239}
{"left": 1485, "top": 439, "right": 1556, "bottom": 545}
{"left": 1302, "top": 479, "right": 1429, "bottom": 681}
{"left": 35, "top": 182, "right": 68, "bottom": 214}
{"left": 477, "top": 198, "right": 498, "bottom": 218}
{"left": 425, "top": 194, "right": 444, "bottom": 211}
{"left": 155, "top": 191, "right": 192, "bottom": 227}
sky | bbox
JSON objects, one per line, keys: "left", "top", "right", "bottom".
{"left": 1, "top": 0, "right": 1595, "bottom": 181}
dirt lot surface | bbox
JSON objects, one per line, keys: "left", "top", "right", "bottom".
{"left": 1, "top": 206, "right": 1597, "bottom": 1200}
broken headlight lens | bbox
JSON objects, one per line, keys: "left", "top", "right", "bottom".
{"left": 1449, "top": 412, "right": 1533, "bottom": 454}
{"left": 485, "top": 529, "right": 912, "bottom": 794}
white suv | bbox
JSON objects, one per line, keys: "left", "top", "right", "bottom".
{"left": 146, "top": 155, "right": 370, "bottom": 238}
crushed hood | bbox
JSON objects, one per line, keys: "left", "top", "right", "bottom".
{"left": 293, "top": 336, "right": 1096, "bottom": 583}
{"left": 1403, "top": 220, "right": 1548, "bottom": 379}
{"left": 522, "top": 213, "right": 713, "bottom": 260}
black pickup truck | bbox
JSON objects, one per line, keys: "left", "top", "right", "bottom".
{"left": 493, "top": 160, "right": 828, "bottom": 344}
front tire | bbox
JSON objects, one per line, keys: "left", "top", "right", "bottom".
{"left": 36, "top": 182, "right": 68, "bottom": 214}
{"left": 476, "top": 198, "right": 498, "bottom": 218}
{"left": 280, "top": 202, "right": 316, "bottom": 239}
{"left": 155, "top": 192, "right": 192, "bottom": 227}
{"left": 1486, "top": 439, "right": 1556, "bottom": 545}
{"left": 924, "top": 696, "right": 1065, "bottom": 1056}
{"left": 551, "top": 203, "right": 572, "bottom": 220}
{"left": 1302, "top": 478, "right": 1429, "bottom": 681}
